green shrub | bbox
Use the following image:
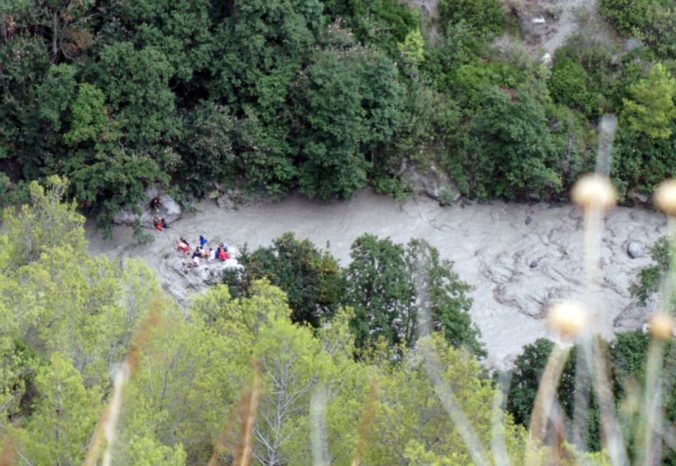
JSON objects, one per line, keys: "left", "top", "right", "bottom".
{"left": 549, "top": 58, "right": 600, "bottom": 116}
{"left": 630, "top": 237, "right": 671, "bottom": 305}
{"left": 322, "top": 0, "right": 420, "bottom": 57}
{"left": 227, "top": 233, "right": 345, "bottom": 327}
{"left": 611, "top": 124, "right": 676, "bottom": 201}
{"left": 600, "top": 0, "right": 650, "bottom": 35}
{"left": 438, "top": 0, "right": 505, "bottom": 38}
{"left": 445, "top": 85, "right": 562, "bottom": 200}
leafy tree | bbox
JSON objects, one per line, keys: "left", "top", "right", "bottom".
{"left": 231, "top": 233, "right": 346, "bottom": 327}
{"left": 365, "top": 335, "right": 525, "bottom": 464}
{"left": 90, "top": 42, "right": 179, "bottom": 149}
{"left": 0, "top": 35, "right": 52, "bottom": 176}
{"left": 622, "top": 63, "right": 676, "bottom": 139}
{"left": 600, "top": 0, "right": 650, "bottom": 35}
{"left": 251, "top": 312, "right": 330, "bottom": 465}
{"left": 293, "top": 45, "right": 404, "bottom": 199}
{"left": 120, "top": 435, "right": 187, "bottom": 466}
{"left": 177, "top": 100, "right": 236, "bottom": 196}
{"left": 447, "top": 85, "right": 562, "bottom": 199}
{"left": 398, "top": 27, "right": 425, "bottom": 66}
{"left": 641, "top": 3, "right": 676, "bottom": 59}
{"left": 14, "top": 353, "right": 102, "bottom": 465}
{"left": 1, "top": 176, "right": 85, "bottom": 267}
{"left": 549, "top": 58, "right": 600, "bottom": 116}
{"left": 507, "top": 332, "right": 674, "bottom": 460}
{"left": 57, "top": 82, "right": 170, "bottom": 227}
{"left": 36, "top": 64, "right": 78, "bottom": 133}
{"left": 345, "top": 235, "right": 482, "bottom": 356}
{"left": 322, "top": 0, "right": 420, "bottom": 57}
{"left": 611, "top": 125, "right": 676, "bottom": 201}
{"left": 375, "top": 83, "right": 460, "bottom": 198}
{"left": 438, "top": 0, "right": 505, "bottom": 39}
{"left": 443, "top": 58, "right": 530, "bottom": 111}
{"left": 506, "top": 339, "right": 578, "bottom": 427}
{"left": 106, "top": 0, "right": 214, "bottom": 83}
{"left": 121, "top": 306, "right": 245, "bottom": 463}
{"left": 0, "top": 179, "right": 164, "bottom": 465}
{"left": 63, "top": 83, "right": 112, "bottom": 146}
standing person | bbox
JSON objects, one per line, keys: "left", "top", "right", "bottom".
{"left": 199, "top": 235, "right": 208, "bottom": 248}
{"left": 150, "top": 196, "right": 161, "bottom": 212}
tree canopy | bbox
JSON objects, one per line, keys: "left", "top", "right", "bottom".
{"left": 0, "top": 0, "right": 674, "bottom": 222}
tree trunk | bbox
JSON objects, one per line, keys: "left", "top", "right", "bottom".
{"left": 0, "top": 15, "right": 7, "bottom": 43}
{"left": 52, "top": 11, "right": 58, "bottom": 60}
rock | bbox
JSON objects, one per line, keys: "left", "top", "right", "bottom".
{"left": 403, "top": 165, "right": 461, "bottom": 205}
{"left": 525, "top": 216, "right": 532, "bottom": 225}
{"left": 531, "top": 16, "right": 546, "bottom": 24}
{"left": 144, "top": 186, "right": 159, "bottom": 200}
{"left": 216, "top": 189, "right": 244, "bottom": 210}
{"left": 112, "top": 188, "right": 182, "bottom": 227}
{"left": 527, "top": 192, "right": 542, "bottom": 202}
{"left": 112, "top": 208, "right": 139, "bottom": 226}
{"left": 167, "top": 248, "right": 244, "bottom": 299}
{"left": 629, "top": 191, "right": 649, "bottom": 205}
{"left": 529, "top": 260, "right": 538, "bottom": 269}
{"left": 158, "top": 194, "right": 181, "bottom": 222}
{"left": 623, "top": 38, "right": 642, "bottom": 53}
{"left": 626, "top": 240, "right": 645, "bottom": 259}
{"left": 216, "top": 193, "right": 236, "bottom": 210}
{"left": 541, "top": 52, "right": 552, "bottom": 65}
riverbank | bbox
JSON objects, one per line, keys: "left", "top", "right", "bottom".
{"left": 86, "top": 189, "right": 666, "bottom": 368}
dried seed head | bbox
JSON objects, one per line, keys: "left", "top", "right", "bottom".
{"left": 649, "top": 313, "right": 674, "bottom": 341}
{"left": 654, "top": 179, "right": 676, "bottom": 216}
{"left": 571, "top": 174, "right": 616, "bottom": 210}
{"left": 548, "top": 301, "right": 587, "bottom": 338}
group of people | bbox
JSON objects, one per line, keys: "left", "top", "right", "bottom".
{"left": 151, "top": 197, "right": 170, "bottom": 231}
{"left": 176, "top": 235, "right": 230, "bottom": 268}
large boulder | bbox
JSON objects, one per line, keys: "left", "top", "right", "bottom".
{"left": 623, "top": 38, "right": 642, "bottom": 53}
{"left": 113, "top": 187, "right": 182, "bottom": 227}
{"left": 403, "top": 164, "right": 461, "bottom": 205}
{"left": 165, "top": 247, "right": 244, "bottom": 302}
{"left": 626, "top": 240, "right": 645, "bottom": 259}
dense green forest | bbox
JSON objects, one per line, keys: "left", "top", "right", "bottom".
{"left": 1, "top": 0, "right": 675, "bottom": 463}
{"left": 0, "top": 0, "right": 674, "bottom": 227}
{"left": 0, "top": 180, "right": 672, "bottom": 464}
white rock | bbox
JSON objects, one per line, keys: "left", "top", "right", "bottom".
{"left": 403, "top": 165, "right": 461, "bottom": 205}
{"left": 112, "top": 189, "right": 182, "bottom": 227}
{"left": 626, "top": 241, "right": 645, "bottom": 259}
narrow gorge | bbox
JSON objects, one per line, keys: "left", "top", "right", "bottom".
{"left": 87, "top": 190, "right": 665, "bottom": 367}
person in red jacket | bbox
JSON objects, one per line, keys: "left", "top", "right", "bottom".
{"left": 216, "top": 245, "right": 229, "bottom": 261}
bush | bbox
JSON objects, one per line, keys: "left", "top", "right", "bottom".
{"left": 226, "top": 233, "right": 345, "bottom": 327}
{"left": 438, "top": 0, "right": 505, "bottom": 38}
{"left": 549, "top": 58, "right": 600, "bottom": 116}
{"left": 445, "top": 85, "right": 562, "bottom": 200}
{"left": 611, "top": 125, "right": 676, "bottom": 201}
{"left": 630, "top": 237, "right": 671, "bottom": 305}
{"left": 554, "top": 36, "right": 614, "bottom": 99}
{"left": 344, "top": 235, "right": 483, "bottom": 356}
{"left": 506, "top": 339, "right": 578, "bottom": 426}
{"left": 507, "top": 332, "right": 675, "bottom": 459}
{"left": 600, "top": 0, "right": 650, "bottom": 35}
{"left": 322, "top": 0, "right": 420, "bottom": 57}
